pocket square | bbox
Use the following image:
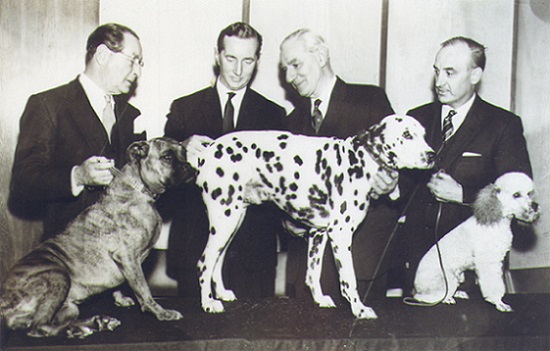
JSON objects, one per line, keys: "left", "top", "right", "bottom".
{"left": 462, "top": 151, "right": 482, "bottom": 157}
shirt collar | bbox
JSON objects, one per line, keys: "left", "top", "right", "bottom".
{"left": 79, "top": 73, "right": 111, "bottom": 118}
{"left": 441, "top": 93, "right": 476, "bottom": 132}
{"left": 216, "top": 78, "right": 247, "bottom": 124}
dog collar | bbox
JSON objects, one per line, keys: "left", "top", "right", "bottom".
{"left": 109, "top": 167, "right": 159, "bottom": 201}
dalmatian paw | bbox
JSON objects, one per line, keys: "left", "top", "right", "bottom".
{"left": 216, "top": 289, "right": 237, "bottom": 302}
{"left": 454, "top": 290, "right": 470, "bottom": 300}
{"left": 489, "top": 299, "right": 513, "bottom": 312}
{"left": 315, "top": 295, "right": 336, "bottom": 308}
{"left": 202, "top": 299, "right": 225, "bottom": 314}
{"left": 442, "top": 296, "right": 457, "bottom": 305}
{"left": 352, "top": 305, "right": 378, "bottom": 320}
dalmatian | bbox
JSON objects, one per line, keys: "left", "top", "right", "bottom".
{"left": 188, "top": 114, "right": 435, "bottom": 319}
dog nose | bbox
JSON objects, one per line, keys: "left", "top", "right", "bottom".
{"left": 426, "top": 151, "right": 435, "bottom": 162}
{"left": 532, "top": 202, "right": 539, "bottom": 212}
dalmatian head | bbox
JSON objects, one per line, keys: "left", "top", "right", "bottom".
{"left": 361, "top": 114, "right": 435, "bottom": 170}
{"left": 474, "top": 172, "right": 540, "bottom": 225}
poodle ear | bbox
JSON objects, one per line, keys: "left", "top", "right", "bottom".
{"left": 473, "top": 183, "right": 503, "bottom": 225}
{"left": 127, "top": 140, "right": 150, "bottom": 164}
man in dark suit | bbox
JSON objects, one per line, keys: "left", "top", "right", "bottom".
{"left": 279, "top": 28, "right": 399, "bottom": 302}
{"left": 394, "top": 36, "right": 532, "bottom": 295}
{"left": 9, "top": 23, "right": 146, "bottom": 240}
{"left": 163, "top": 22, "right": 286, "bottom": 298}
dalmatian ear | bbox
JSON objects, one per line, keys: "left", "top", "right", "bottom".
{"left": 473, "top": 183, "right": 503, "bottom": 225}
{"left": 127, "top": 140, "right": 150, "bottom": 163}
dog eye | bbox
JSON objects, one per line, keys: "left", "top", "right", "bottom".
{"left": 513, "top": 192, "right": 521, "bottom": 198}
{"left": 402, "top": 131, "right": 413, "bottom": 140}
{"left": 161, "top": 155, "right": 173, "bottom": 162}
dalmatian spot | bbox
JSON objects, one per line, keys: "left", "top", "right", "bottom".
{"left": 224, "top": 209, "right": 231, "bottom": 217}
{"left": 203, "top": 181, "right": 209, "bottom": 193}
{"left": 277, "top": 134, "right": 289, "bottom": 140}
{"left": 263, "top": 151, "right": 275, "bottom": 162}
{"left": 210, "top": 227, "right": 216, "bottom": 235}
{"left": 289, "top": 183, "right": 298, "bottom": 192}
{"left": 233, "top": 173, "right": 239, "bottom": 181}
{"left": 334, "top": 173, "right": 344, "bottom": 196}
{"left": 216, "top": 168, "right": 224, "bottom": 177}
{"left": 279, "top": 142, "right": 287, "bottom": 149}
{"left": 255, "top": 148, "right": 262, "bottom": 159}
{"left": 294, "top": 155, "right": 303, "bottom": 166}
{"left": 274, "top": 162, "right": 283, "bottom": 172}
{"left": 226, "top": 147, "right": 234, "bottom": 154}
{"left": 211, "top": 188, "right": 222, "bottom": 200}
{"left": 214, "top": 150, "right": 223, "bottom": 159}
{"left": 294, "top": 172, "right": 300, "bottom": 180}
{"left": 230, "top": 153, "right": 243, "bottom": 162}
{"left": 340, "top": 201, "right": 347, "bottom": 214}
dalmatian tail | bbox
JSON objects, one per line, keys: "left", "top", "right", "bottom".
{"left": 183, "top": 135, "right": 215, "bottom": 170}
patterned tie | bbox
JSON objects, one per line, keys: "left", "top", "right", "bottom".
{"left": 311, "top": 99, "right": 323, "bottom": 133}
{"left": 442, "top": 109, "right": 457, "bottom": 144}
{"left": 102, "top": 95, "right": 116, "bottom": 137}
{"left": 223, "top": 92, "right": 236, "bottom": 133}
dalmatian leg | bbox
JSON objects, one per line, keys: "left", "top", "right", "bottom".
{"left": 198, "top": 206, "right": 246, "bottom": 313}
{"left": 306, "top": 229, "right": 336, "bottom": 308}
{"left": 212, "top": 212, "right": 246, "bottom": 302}
{"left": 328, "top": 227, "right": 377, "bottom": 319}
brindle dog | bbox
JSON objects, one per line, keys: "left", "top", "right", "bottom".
{"left": 0, "top": 137, "right": 194, "bottom": 338}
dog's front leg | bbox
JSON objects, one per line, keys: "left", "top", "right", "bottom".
{"left": 111, "top": 250, "right": 182, "bottom": 320}
{"left": 306, "top": 230, "right": 335, "bottom": 308}
{"left": 476, "top": 261, "right": 512, "bottom": 312}
{"left": 328, "top": 229, "right": 377, "bottom": 319}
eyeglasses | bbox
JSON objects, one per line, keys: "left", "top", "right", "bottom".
{"left": 114, "top": 50, "right": 144, "bottom": 68}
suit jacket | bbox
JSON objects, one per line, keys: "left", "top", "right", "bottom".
{"left": 285, "top": 77, "right": 397, "bottom": 300}
{"left": 9, "top": 78, "right": 144, "bottom": 239}
{"left": 397, "top": 95, "right": 532, "bottom": 288}
{"left": 162, "top": 85, "right": 286, "bottom": 297}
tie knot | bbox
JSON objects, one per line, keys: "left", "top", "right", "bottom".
{"left": 314, "top": 99, "right": 322, "bottom": 109}
{"left": 446, "top": 109, "right": 457, "bottom": 119}
{"left": 228, "top": 92, "right": 236, "bottom": 101}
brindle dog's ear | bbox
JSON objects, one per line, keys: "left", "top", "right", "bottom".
{"left": 127, "top": 140, "right": 150, "bottom": 163}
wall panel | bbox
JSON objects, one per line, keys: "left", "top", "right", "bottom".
{"left": 0, "top": 0, "right": 99, "bottom": 278}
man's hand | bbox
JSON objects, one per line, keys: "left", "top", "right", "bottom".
{"left": 427, "top": 171, "right": 463, "bottom": 203}
{"left": 371, "top": 169, "right": 399, "bottom": 199}
{"left": 73, "top": 156, "right": 115, "bottom": 187}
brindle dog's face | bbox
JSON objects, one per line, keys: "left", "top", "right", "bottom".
{"left": 127, "top": 137, "right": 196, "bottom": 194}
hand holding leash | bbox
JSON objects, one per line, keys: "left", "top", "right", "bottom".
{"left": 427, "top": 170, "right": 463, "bottom": 203}
{"left": 371, "top": 169, "right": 399, "bottom": 200}
{"left": 74, "top": 156, "right": 115, "bottom": 187}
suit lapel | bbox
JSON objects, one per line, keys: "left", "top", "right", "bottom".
{"left": 318, "top": 78, "right": 346, "bottom": 136}
{"left": 64, "top": 79, "right": 111, "bottom": 153}
{"left": 204, "top": 86, "right": 224, "bottom": 136}
{"left": 438, "top": 96, "right": 484, "bottom": 169}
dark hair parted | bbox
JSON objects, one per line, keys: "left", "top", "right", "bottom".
{"left": 441, "top": 36, "right": 486, "bottom": 70}
{"left": 217, "top": 22, "right": 262, "bottom": 58}
{"left": 85, "top": 23, "right": 139, "bottom": 64}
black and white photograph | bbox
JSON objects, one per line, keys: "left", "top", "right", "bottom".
{"left": 0, "top": 0, "right": 549, "bottom": 350}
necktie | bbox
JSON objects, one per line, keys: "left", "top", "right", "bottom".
{"left": 223, "top": 92, "right": 236, "bottom": 133}
{"left": 442, "top": 109, "right": 457, "bottom": 144}
{"left": 102, "top": 95, "right": 116, "bottom": 137}
{"left": 311, "top": 99, "right": 323, "bottom": 133}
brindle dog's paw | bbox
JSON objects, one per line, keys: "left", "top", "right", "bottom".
{"left": 156, "top": 308, "right": 183, "bottom": 321}
{"left": 66, "top": 315, "right": 121, "bottom": 339}
{"left": 113, "top": 290, "right": 135, "bottom": 307}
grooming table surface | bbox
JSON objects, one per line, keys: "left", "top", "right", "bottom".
{"left": 2, "top": 294, "right": 549, "bottom": 351}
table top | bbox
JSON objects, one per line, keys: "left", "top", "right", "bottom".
{"left": 2, "top": 293, "right": 550, "bottom": 351}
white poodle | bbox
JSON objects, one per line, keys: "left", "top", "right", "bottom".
{"left": 413, "top": 172, "right": 540, "bottom": 312}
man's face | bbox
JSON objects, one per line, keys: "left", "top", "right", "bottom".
{"left": 216, "top": 36, "right": 258, "bottom": 91}
{"left": 280, "top": 38, "right": 322, "bottom": 97}
{"left": 433, "top": 43, "right": 481, "bottom": 109}
{"left": 104, "top": 33, "right": 143, "bottom": 95}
